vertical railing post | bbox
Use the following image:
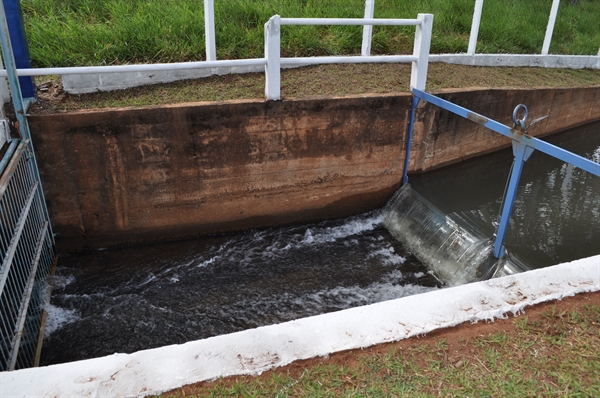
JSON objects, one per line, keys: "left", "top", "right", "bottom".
{"left": 204, "top": 0, "right": 216, "bottom": 61}
{"left": 493, "top": 140, "right": 535, "bottom": 258}
{"left": 264, "top": 15, "right": 281, "bottom": 100}
{"left": 542, "top": 0, "right": 560, "bottom": 55}
{"left": 467, "top": 0, "right": 484, "bottom": 55}
{"left": 2, "top": 0, "right": 35, "bottom": 99}
{"left": 361, "top": 0, "right": 375, "bottom": 56}
{"left": 410, "top": 13, "right": 433, "bottom": 91}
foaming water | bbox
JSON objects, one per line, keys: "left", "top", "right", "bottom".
{"left": 42, "top": 211, "right": 439, "bottom": 365}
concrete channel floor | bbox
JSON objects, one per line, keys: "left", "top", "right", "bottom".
{"left": 1, "top": 255, "right": 598, "bottom": 397}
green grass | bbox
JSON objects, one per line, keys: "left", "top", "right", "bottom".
{"left": 23, "top": 0, "right": 600, "bottom": 67}
{"left": 157, "top": 301, "right": 600, "bottom": 397}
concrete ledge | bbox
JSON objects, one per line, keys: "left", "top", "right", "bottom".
{"left": 429, "top": 54, "right": 600, "bottom": 69}
{"left": 61, "top": 55, "right": 600, "bottom": 94}
{"left": 2, "top": 255, "right": 598, "bottom": 397}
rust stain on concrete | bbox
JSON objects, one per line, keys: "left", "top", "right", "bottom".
{"left": 27, "top": 87, "right": 600, "bottom": 252}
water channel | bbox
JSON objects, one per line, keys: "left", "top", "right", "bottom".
{"left": 41, "top": 121, "right": 600, "bottom": 366}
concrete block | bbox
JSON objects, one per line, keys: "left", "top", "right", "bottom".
{"left": 62, "top": 74, "right": 101, "bottom": 94}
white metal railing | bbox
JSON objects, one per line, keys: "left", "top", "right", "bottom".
{"left": 0, "top": 13, "right": 433, "bottom": 101}
{"left": 264, "top": 14, "right": 432, "bottom": 99}
{"left": 1, "top": 0, "right": 598, "bottom": 97}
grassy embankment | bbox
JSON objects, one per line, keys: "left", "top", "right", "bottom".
{"left": 22, "top": 0, "right": 600, "bottom": 66}
{"left": 22, "top": 0, "right": 600, "bottom": 112}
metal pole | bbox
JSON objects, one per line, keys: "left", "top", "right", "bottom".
{"left": 493, "top": 141, "right": 534, "bottom": 258}
{"left": 542, "top": 0, "right": 560, "bottom": 55}
{"left": 467, "top": 0, "right": 484, "bottom": 55}
{"left": 204, "top": 0, "right": 216, "bottom": 61}
{"left": 361, "top": 0, "right": 375, "bottom": 56}
{"left": 402, "top": 97, "right": 420, "bottom": 185}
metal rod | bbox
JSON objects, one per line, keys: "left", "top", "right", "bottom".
{"left": 280, "top": 55, "right": 417, "bottom": 66}
{"left": 0, "top": 58, "right": 267, "bottom": 77}
{"left": 402, "top": 96, "right": 420, "bottom": 185}
{"left": 280, "top": 18, "right": 420, "bottom": 26}
{"left": 0, "top": 180, "right": 37, "bottom": 294}
{"left": 7, "top": 221, "right": 48, "bottom": 370}
{"left": 0, "top": 139, "right": 19, "bottom": 177}
{"left": 412, "top": 88, "right": 600, "bottom": 177}
{"left": 493, "top": 143, "right": 531, "bottom": 258}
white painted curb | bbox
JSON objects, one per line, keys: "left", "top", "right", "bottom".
{"left": 2, "top": 255, "right": 598, "bottom": 398}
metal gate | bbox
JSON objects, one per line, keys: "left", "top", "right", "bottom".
{"left": 0, "top": 139, "right": 54, "bottom": 370}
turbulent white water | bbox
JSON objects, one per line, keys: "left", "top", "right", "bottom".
{"left": 42, "top": 211, "right": 439, "bottom": 365}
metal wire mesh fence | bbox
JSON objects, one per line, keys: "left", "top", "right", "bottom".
{"left": 0, "top": 139, "right": 54, "bottom": 371}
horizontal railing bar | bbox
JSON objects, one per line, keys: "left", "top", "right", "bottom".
{"left": 280, "top": 18, "right": 420, "bottom": 26}
{"left": 8, "top": 221, "right": 48, "bottom": 371}
{"left": 0, "top": 58, "right": 267, "bottom": 77}
{"left": 0, "top": 180, "right": 39, "bottom": 295}
{"left": 0, "top": 140, "right": 18, "bottom": 178}
{"left": 281, "top": 55, "right": 418, "bottom": 66}
{"left": 0, "top": 140, "right": 28, "bottom": 203}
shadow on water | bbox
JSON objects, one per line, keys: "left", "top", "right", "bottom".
{"left": 41, "top": 121, "right": 599, "bottom": 365}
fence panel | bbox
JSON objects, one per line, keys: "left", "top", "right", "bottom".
{"left": 0, "top": 140, "right": 54, "bottom": 370}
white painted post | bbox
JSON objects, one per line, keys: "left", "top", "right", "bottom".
{"left": 411, "top": 14, "right": 433, "bottom": 91}
{"left": 467, "top": 0, "right": 484, "bottom": 55}
{"left": 361, "top": 0, "right": 375, "bottom": 56}
{"left": 542, "top": 0, "right": 560, "bottom": 55}
{"left": 264, "top": 15, "right": 281, "bottom": 100}
{"left": 204, "top": 0, "right": 216, "bottom": 61}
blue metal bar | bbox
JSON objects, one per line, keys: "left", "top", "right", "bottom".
{"left": 402, "top": 97, "right": 420, "bottom": 184}
{"left": 0, "top": 139, "right": 18, "bottom": 176}
{"left": 413, "top": 88, "right": 600, "bottom": 177}
{"left": 493, "top": 142, "right": 533, "bottom": 258}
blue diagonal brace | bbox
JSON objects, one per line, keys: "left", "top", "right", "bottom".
{"left": 412, "top": 88, "right": 600, "bottom": 177}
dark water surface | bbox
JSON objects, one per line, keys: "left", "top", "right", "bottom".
{"left": 41, "top": 122, "right": 599, "bottom": 365}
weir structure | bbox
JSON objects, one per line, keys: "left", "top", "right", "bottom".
{"left": 0, "top": 4, "right": 598, "bottom": 373}
{"left": 403, "top": 89, "right": 600, "bottom": 268}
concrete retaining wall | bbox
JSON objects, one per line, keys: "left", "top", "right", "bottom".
{"left": 28, "top": 87, "right": 600, "bottom": 252}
